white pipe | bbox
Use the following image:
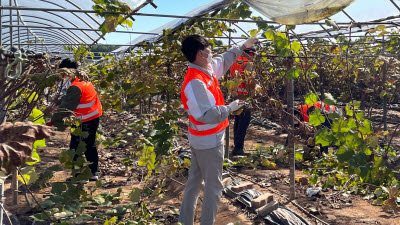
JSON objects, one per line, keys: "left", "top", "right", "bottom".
{"left": 0, "top": 180, "right": 4, "bottom": 225}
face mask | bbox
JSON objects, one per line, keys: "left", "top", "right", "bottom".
{"left": 201, "top": 50, "right": 213, "bottom": 64}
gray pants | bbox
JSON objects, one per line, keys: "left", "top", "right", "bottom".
{"left": 178, "top": 145, "right": 224, "bottom": 225}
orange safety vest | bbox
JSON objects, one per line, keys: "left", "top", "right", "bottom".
{"left": 230, "top": 56, "right": 250, "bottom": 95}
{"left": 70, "top": 78, "right": 102, "bottom": 122}
{"left": 297, "top": 101, "right": 336, "bottom": 122}
{"left": 181, "top": 67, "right": 229, "bottom": 136}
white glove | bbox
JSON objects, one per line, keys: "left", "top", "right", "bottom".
{"left": 243, "top": 37, "right": 258, "bottom": 49}
{"left": 228, "top": 100, "right": 245, "bottom": 112}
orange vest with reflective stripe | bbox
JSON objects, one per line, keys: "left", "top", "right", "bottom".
{"left": 230, "top": 56, "right": 249, "bottom": 95}
{"left": 70, "top": 78, "right": 102, "bottom": 122}
{"left": 298, "top": 102, "right": 336, "bottom": 122}
{"left": 181, "top": 67, "right": 229, "bottom": 136}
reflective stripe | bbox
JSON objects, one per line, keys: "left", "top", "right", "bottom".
{"left": 233, "top": 87, "right": 246, "bottom": 92}
{"left": 189, "top": 115, "right": 205, "bottom": 125}
{"left": 189, "top": 121, "right": 219, "bottom": 131}
{"left": 207, "top": 78, "right": 213, "bottom": 87}
{"left": 76, "top": 100, "right": 96, "bottom": 109}
{"left": 320, "top": 103, "right": 335, "bottom": 113}
{"left": 79, "top": 109, "right": 100, "bottom": 120}
{"left": 188, "top": 119, "right": 229, "bottom": 136}
{"left": 233, "top": 87, "right": 248, "bottom": 95}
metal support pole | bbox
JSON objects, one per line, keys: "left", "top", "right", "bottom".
{"left": 0, "top": 180, "right": 4, "bottom": 225}
{"left": 0, "top": 0, "right": 5, "bottom": 125}
{"left": 9, "top": 0, "right": 12, "bottom": 48}
{"left": 0, "top": 59, "right": 7, "bottom": 125}
{"left": 225, "top": 22, "right": 232, "bottom": 160}
{"left": 380, "top": 35, "right": 388, "bottom": 132}
{"left": 0, "top": 2, "right": 2, "bottom": 47}
{"left": 11, "top": 168, "right": 18, "bottom": 204}
{"left": 17, "top": 7, "right": 20, "bottom": 49}
{"left": 383, "top": 62, "right": 388, "bottom": 131}
{"left": 286, "top": 57, "right": 296, "bottom": 200}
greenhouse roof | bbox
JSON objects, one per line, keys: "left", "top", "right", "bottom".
{"left": 1, "top": 0, "right": 400, "bottom": 54}
{"left": 0, "top": 0, "right": 155, "bottom": 53}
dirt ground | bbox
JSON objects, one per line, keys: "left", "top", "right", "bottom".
{"left": 2, "top": 110, "right": 400, "bottom": 225}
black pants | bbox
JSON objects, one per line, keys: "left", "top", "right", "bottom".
{"left": 233, "top": 108, "right": 251, "bottom": 152}
{"left": 70, "top": 117, "right": 100, "bottom": 175}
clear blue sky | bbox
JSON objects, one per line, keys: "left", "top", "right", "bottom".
{"left": 99, "top": 0, "right": 399, "bottom": 45}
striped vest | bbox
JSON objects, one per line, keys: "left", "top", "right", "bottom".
{"left": 230, "top": 56, "right": 250, "bottom": 95}
{"left": 181, "top": 67, "right": 229, "bottom": 136}
{"left": 298, "top": 101, "right": 336, "bottom": 122}
{"left": 70, "top": 78, "right": 102, "bottom": 122}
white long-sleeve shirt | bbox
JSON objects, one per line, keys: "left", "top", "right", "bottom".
{"left": 183, "top": 45, "right": 244, "bottom": 149}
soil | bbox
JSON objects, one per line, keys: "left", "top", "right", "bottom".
{"left": 2, "top": 109, "right": 400, "bottom": 225}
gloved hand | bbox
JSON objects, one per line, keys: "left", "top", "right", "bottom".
{"left": 46, "top": 122, "right": 54, "bottom": 126}
{"left": 243, "top": 37, "right": 258, "bottom": 49}
{"left": 228, "top": 100, "right": 245, "bottom": 112}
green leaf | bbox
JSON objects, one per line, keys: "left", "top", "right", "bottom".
{"left": 337, "top": 146, "right": 354, "bottom": 162}
{"left": 76, "top": 141, "right": 87, "bottom": 156}
{"left": 264, "top": 30, "right": 274, "bottom": 40}
{"left": 379, "top": 90, "right": 387, "bottom": 98}
{"left": 27, "top": 139, "right": 45, "bottom": 165}
{"left": 309, "top": 108, "right": 325, "bottom": 126}
{"left": 346, "top": 104, "right": 353, "bottom": 117}
{"left": 39, "top": 199, "right": 55, "bottom": 208}
{"left": 51, "top": 183, "right": 67, "bottom": 195}
{"left": 249, "top": 29, "right": 259, "bottom": 37}
{"left": 295, "top": 152, "right": 303, "bottom": 161}
{"left": 94, "top": 195, "right": 106, "bottom": 205}
{"left": 28, "top": 92, "right": 39, "bottom": 103}
{"left": 18, "top": 166, "right": 39, "bottom": 185}
{"left": 325, "top": 18, "right": 339, "bottom": 31}
{"left": 328, "top": 112, "right": 341, "bottom": 121}
{"left": 308, "top": 71, "right": 319, "bottom": 79}
{"left": 286, "top": 67, "right": 301, "bottom": 80}
{"left": 59, "top": 150, "right": 75, "bottom": 169}
{"left": 356, "top": 111, "right": 365, "bottom": 121}
{"left": 323, "top": 93, "right": 337, "bottom": 105}
{"left": 332, "top": 118, "right": 350, "bottom": 133}
{"left": 359, "top": 119, "right": 373, "bottom": 135}
{"left": 278, "top": 48, "right": 292, "bottom": 57}
{"left": 368, "top": 136, "right": 379, "bottom": 148}
{"left": 290, "top": 41, "right": 301, "bottom": 53}
{"left": 138, "top": 145, "right": 156, "bottom": 170}
{"left": 315, "top": 127, "right": 332, "bottom": 147}
{"left": 96, "top": 180, "right": 104, "bottom": 188}
{"left": 129, "top": 188, "right": 142, "bottom": 203}
{"left": 304, "top": 92, "right": 317, "bottom": 105}
{"left": 353, "top": 101, "right": 361, "bottom": 109}
{"left": 104, "top": 216, "right": 118, "bottom": 225}
{"left": 29, "top": 108, "right": 46, "bottom": 125}
{"left": 347, "top": 118, "right": 357, "bottom": 129}
{"left": 375, "top": 25, "right": 386, "bottom": 31}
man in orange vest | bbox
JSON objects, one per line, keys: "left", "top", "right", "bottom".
{"left": 50, "top": 58, "right": 102, "bottom": 183}
{"left": 296, "top": 101, "right": 339, "bottom": 153}
{"left": 230, "top": 46, "right": 257, "bottom": 156}
{"left": 179, "top": 35, "right": 257, "bottom": 225}
{"left": 297, "top": 101, "right": 337, "bottom": 124}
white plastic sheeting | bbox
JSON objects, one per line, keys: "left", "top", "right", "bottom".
{"left": 241, "top": 0, "right": 355, "bottom": 25}
{"left": 2, "top": 0, "right": 149, "bottom": 52}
